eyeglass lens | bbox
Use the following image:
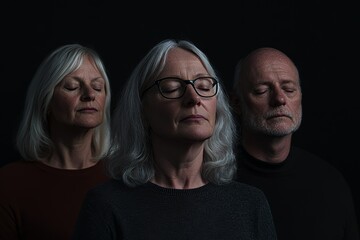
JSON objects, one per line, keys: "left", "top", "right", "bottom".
{"left": 158, "top": 77, "right": 217, "bottom": 99}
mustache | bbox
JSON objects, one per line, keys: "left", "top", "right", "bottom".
{"left": 265, "top": 109, "right": 293, "bottom": 119}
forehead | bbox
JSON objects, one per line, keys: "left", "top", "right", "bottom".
{"left": 160, "top": 48, "right": 208, "bottom": 77}
{"left": 247, "top": 52, "right": 298, "bottom": 83}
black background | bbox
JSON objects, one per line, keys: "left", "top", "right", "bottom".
{"left": 2, "top": 0, "right": 359, "bottom": 222}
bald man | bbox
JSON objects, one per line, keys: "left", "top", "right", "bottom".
{"left": 231, "top": 47, "right": 359, "bottom": 240}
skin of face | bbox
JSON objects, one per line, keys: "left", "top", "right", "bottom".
{"left": 48, "top": 55, "right": 106, "bottom": 132}
{"left": 239, "top": 48, "right": 302, "bottom": 137}
{"left": 142, "top": 48, "right": 217, "bottom": 144}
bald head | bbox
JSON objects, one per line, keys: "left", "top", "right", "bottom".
{"left": 234, "top": 48, "right": 299, "bottom": 93}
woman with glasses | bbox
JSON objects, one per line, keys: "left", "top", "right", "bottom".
{"left": 73, "top": 39, "right": 277, "bottom": 240}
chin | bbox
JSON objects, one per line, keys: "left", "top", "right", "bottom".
{"left": 78, "top": 121, "right": 102, "bottom": 129}
{"left": 188, "top": 132, "right": 212, "bottom": 141}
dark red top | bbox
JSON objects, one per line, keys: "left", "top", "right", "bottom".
{"left": 0, "top": 160, "right": 109, "bottom": 240}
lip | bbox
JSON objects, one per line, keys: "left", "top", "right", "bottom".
{"left": 77, "top": 107, "right": 98, "bottom": 112}
{"left": 181, "top": 114, "right": 206, "bottom": 121}
{"left": 268, "top": 114, "right": 290, "bottom": 119}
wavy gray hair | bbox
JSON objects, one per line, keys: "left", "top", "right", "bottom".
{"left": 108, "top": 39, "right": 237, "bottom": 187}
{"left": 16, "top": 43, "right": 112, "bottom": 162}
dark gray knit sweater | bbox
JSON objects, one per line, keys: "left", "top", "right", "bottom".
{"left": 73, "top": 179, "right": 277, "bottom": 240}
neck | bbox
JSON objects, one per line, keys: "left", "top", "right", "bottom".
{"left": 242, "top": 133, "right": 292, "bottom": 163}
{"left": 150, "top": 137, "right": 207, "bottom": 189}
{"left": 43, "top": 128, "right": 97, "bottom": 169}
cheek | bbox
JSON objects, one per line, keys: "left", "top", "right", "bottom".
{"left": 208, "top": 101, "right": 217, "bottom": 125}
{"left": 97, "top": 95, "right": 107, "bottom": 109}
{"left": 292, "top": 100, "right": 302, "bottom": 114}
{"left": 50, "top": 94, "right": 77, "bottom": 115}
{"left": 245, "top": 98, "right": 265, "bottom": 112}
{"left": 143, "top": 102, "right": 177, "bottom": 129}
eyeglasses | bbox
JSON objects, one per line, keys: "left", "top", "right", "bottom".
{"left": 141, "top": 76, "right": 218, "bottom": 99}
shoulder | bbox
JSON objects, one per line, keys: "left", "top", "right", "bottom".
{"left": 85, "top": 179, "right": 128, "bottom": 199}
{"left": 217, "top": 181, "right": 273, "bottom": 215}
{"left": 0, "top": 161, "right": 42, "bottom": 197}
{"left": 291, "top": 146, "right": 325, "bottom": 161}
{"left": 291, "top": 146, "right": 351, "bottom": 187}
{"left": 0, "top": 161, "right": 37, "bottom": 178}
{"left": 220, "top": 181, "right": 269, "bottom": 202}
{"left": 292, "top": 146, "right": 342, "bottom": 172}
{"left": 80, "top": 179, "right": 133, "bottom": 212}
{"left": 0, "top": 160, "right": 32, "bottom": 170}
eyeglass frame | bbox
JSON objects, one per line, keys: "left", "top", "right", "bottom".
{"left": 141, "top": 76, "right": 219, "bottom": 99}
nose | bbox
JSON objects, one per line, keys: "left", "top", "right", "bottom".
{"left": 81, "top": 86, "right": 96, "bottom": 101}
{"left": 183, "top": 84, "right": 201, "bottom": 105}
{"left": 271, "top": 88, "right": 286, "bottom": 106}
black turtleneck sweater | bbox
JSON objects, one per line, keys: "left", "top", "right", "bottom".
{"left": 236, "top": 145, "right": 359, "bottom": 240}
